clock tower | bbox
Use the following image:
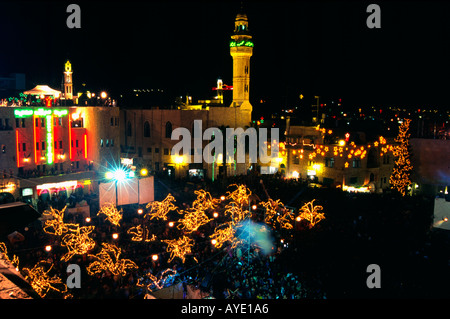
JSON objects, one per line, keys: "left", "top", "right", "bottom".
{"left": 230, "top": 11, "right": 253, "bottom": 112}
{"left": 63, "top": 60, "right": 73, "bottom": 100}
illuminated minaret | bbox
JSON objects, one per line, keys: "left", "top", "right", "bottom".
{"left": 63, "top": 60, "right": 73, "bottom": 100}
{"left": 230, "top": 11, "right": 253, "bottom": 111}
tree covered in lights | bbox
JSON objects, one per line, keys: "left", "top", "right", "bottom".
{"left": 389, "top": 119, "right": 413, "bottom": 196}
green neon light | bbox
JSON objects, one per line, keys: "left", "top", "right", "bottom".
{"left": 14, "top": 108, "right": 69, "bottom": 118}
{"left": 34, "top": 108, "right": 52, "bottom": 116}
{"left": 46, "top": 114, "right": 53, "bottom": 164}
{"left": 230, "top": 40, "right": 254, "bottom": 48}
{"left": 53, "top": 109, "right": 68, "bottom": 117}
{"left": 14, "top": 109, "right": 34, "bottom": 118}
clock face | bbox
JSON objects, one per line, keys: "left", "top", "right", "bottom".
{"left": 65, "top": 75, "right": 71, "bottom": 83}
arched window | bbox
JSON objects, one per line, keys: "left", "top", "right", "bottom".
{"left": 144, "top": 121, "right": 151, "bottom": 137}
{"left": 165, "top": 121, "right": 172, "bottom": 138}
{"left": 127, "top": 121, "right": 132, "bottom": 137}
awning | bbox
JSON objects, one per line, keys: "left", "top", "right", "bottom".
{"left": 0, "top": 202, "right": 41, "bottom": 239}
{"left": 23, "top": 85, "right": 61, "bottom": 97}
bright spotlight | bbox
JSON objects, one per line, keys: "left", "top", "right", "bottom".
{"left": 114, "top": 169, "right": 127, "bottom": 182}
{"left": 140, "top": 168, "right": 148, "bottom": 176}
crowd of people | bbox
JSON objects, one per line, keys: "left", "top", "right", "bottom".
{"left": 3, "top": 172, "right": 446, "bottom": 299}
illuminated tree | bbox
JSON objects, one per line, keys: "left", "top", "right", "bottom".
{"left": 389, "top": 119, "right": 413, "bottom": 196}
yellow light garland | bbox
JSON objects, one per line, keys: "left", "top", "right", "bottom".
{"left": 42, "top": 206, "right": 78, "bottom": 236}
{"left": 137, "top": 268, "right": 177, "bottom": 292}
{"left": 0, "top": 242, "right": 19, "bottom": 270}
{"left": 162, "top": 235, "right": 194, "bottom": 263}
{"left": 22, "top": 261, "right": 68, "bottom": 298}
{"left": 127, "top": 225, "right": 157, "bottom": 242}
{"left": 60, "top": 225, "right": 96, "bottom": 262}
{"left": 177, "top": 208, "right": 213, "bottom": 233}
{"left": 86, "top": 243, "right": 138, "bottom": 276}
{"left": 145, "top": 193, "right": 178, "bottom": 220}
{"left": 98, "top": 202, "right": 123, "bottom": 226}
{"left": 210, "top": 222, "right": 241, "bottom": 249}
{"left": 297, "top": 199, "right": 325, "bottom": 227}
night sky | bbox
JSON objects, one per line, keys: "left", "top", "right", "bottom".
{"left": 1, "top": 1, "right": 450, "bottom": 112}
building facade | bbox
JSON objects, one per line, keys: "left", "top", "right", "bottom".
{"left": 0, "top": 104, "right": 119, "bottom": 203}
{"left": 284, "top": 123, "right": 395, "bottom": 193}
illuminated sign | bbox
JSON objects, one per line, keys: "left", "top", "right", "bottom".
{"left": 22, "top": 188, "right": 33, "bottom": 196}
{"left": 121, "top": 158, "right": 134, "bottom": 165}
{"left": 36, "top": 180, "right": 78, "bottom": 191}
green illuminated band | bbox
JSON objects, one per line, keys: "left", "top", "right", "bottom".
{"left": 46, "top": 114, "right": 53, "bottom": 164}
{"left": 230, "top": 40, "right": 254, "bottom": 48}
{"left": 14, "top": 108, "right": 68, "bottom": 118}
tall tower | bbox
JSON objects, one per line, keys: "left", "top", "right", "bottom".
{"left": 230, "top": 11, "right": 253, "bottom": 111}
{"left": 63, "top": 60, "right": 73, "bottom": 100}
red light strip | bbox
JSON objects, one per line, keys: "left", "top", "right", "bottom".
{"left": 16, "top": 130, "right": 20, "bottom": 167}
{"left": 84, "top": 133, "right": 87, "bottom": 159}
{"left": 69, "top": 117, "right": 72, "bottom": 160}
{"left": 33, "top": 115, "right": 37, "bottom": 164}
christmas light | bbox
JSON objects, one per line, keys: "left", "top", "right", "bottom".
{"left": 297, "top": 199, "right": 325, "bottom": 227}
{"left": 389, "top": 119, "right": 413, "bottom": 196}
{"left": 42, "top": 206, "right": 76, "bottom": 236}
{"left": 261, "top": 199, "right": 284, "bottom": 225}
{"left": 22, "top": 261, "right": 68, "bottom": 298}
{"left": 145, "top": 193, "right": 178, "bottom": 220}
{"left": 60, "top": 225, "right": 96, "bottom": 262}
{"left": 0, "top": 242, "right": 19, "bottom": 270}
{"left": 177, "top": 208, "right": 213, "bottom": 233}
{"left": 86, "top": 243, "right": 138, "bottom": 276}
{"left": 162, "top": 236, "right": 194, "bottom": 263}
{"left": 98, "top": 202, "right": 123, "bottom": 226}
{"left": 137, "top": 268, "right": 177, "bottom": 292}
{"left": 127, "top": 225, "right": 157, "bottom": 242}
{"left": 277, "top": 209, "right": 295, "bottom": 229}
{"left": 210, "top": 222, "right": 240, "bottom": 249}
{"left": 191, "top": 189, "right": 220, "bottom": 211}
